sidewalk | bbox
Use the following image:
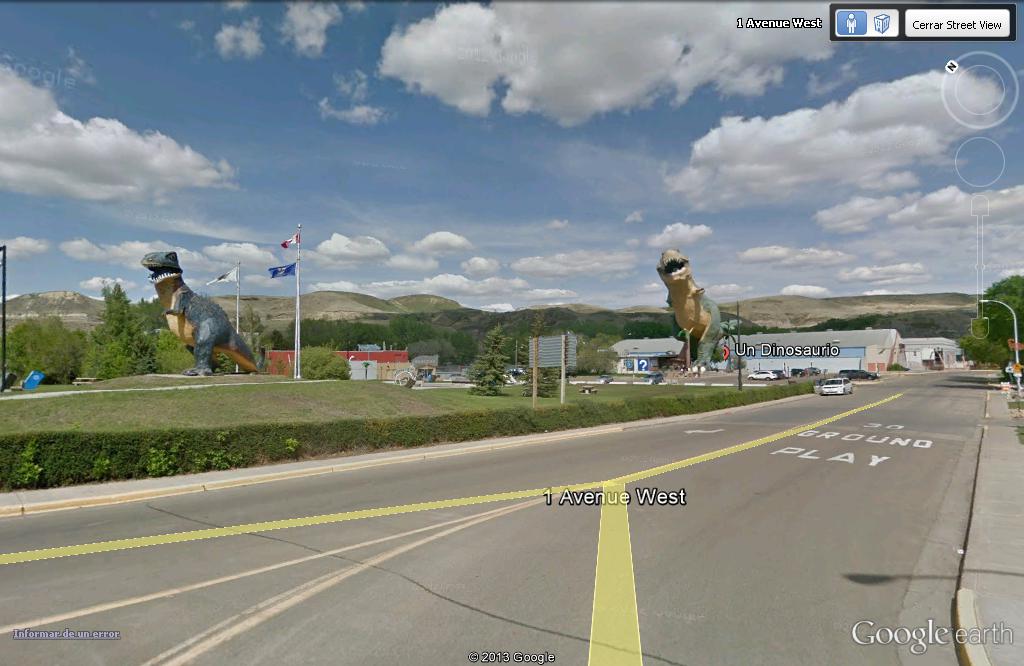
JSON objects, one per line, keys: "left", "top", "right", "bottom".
{"left": 958, "top": 395, "right": 1024, "bottom": 665}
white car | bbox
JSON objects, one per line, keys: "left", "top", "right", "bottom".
{"left": 747, "top": 370, "right": 776, "bottom": 381}
{"left": 819, "top": 377, "right": 853, "bottom": 396}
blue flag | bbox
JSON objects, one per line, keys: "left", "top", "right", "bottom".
{"left": 268, "top": 263, "right": 297, "bottom": 278}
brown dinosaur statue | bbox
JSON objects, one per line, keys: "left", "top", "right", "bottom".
{"left": 656, "top": 249, "right": 723, "bottom": 365}
{"left": 141, "top": 251, "right": 259, "bottom": 375}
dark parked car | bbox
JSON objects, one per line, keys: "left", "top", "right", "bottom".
{"left": 803, "top": 367, "right": 822, "bottom": 376}
{"left": 642, "top": 371, "right": 665, "bottom": 385}
{"left": 790, "top": 368, "right": 804, "bottom": 377}
{"left": 839, "top": 369, "right": 879, "bottom": 380}
{"left": 597, "top": 375, "right": 613, "bottom": 384}
{"left": 770, "top": 370, "right": 786, "bottom": 380}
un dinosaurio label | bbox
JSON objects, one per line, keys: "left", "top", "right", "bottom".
{"left": 656, "top": 249, "right": 724, "bottom": 366}
{"left": 141, "top": 251, "right": 259, "bottom": 375}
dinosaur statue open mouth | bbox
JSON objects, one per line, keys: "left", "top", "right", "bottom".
{"left": 146, "top": 268, "right": 182, "bottom": 283}
{"left": 662, "top": 257, "right": 688, "bottom": 276}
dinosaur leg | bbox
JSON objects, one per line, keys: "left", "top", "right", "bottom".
{"left": 183, "top": 335, "right": 215, "bottom": 377}
{"left": 696, "top": 335, "right": 718, "bottom": 366}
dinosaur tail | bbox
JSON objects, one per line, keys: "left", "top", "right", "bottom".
{"left": 216, "top": 331, "right": 260, "bottom": 373}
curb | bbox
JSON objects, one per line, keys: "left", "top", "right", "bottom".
{"left": 955, "top": 588, "right": 994, "bottom": 666}
{"left": 1, "top": 391, "right": 816, "bottom": 517}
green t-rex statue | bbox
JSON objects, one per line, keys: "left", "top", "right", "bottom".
{"left": 141, "top": 251, "right": 259, "bottom": 376}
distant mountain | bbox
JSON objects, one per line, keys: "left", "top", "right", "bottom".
{"left": 717, "top": 293, "right": 975, "bottom": 329}
{"left": 6, "top": 289, "right": 976, "bottom": 340}
{"left": 6, "top": 291, "right": 104, "bottom": 330}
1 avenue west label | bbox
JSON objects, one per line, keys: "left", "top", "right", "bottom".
{"left": 546, "top": 487, "right": 687, "bottom": 507}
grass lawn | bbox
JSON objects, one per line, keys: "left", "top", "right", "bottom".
{"left": 0, "top": 379, "right": 733, "bottom": 434}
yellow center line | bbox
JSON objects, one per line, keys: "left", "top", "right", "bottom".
{"left": 0, "top": 393, "right": 902, "bottom": 567}
{"left": 588, "top": 481, "right": 643, "bottom": 666}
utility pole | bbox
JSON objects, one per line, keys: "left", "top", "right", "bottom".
{"left": 736, "top": 301, "right": 743, "bottom": 392}
{"left": 1, "top": 244, "right": 6, "bottom": 394}
{"left": 532, "top": 336, "right": 539, "bottom": 410}
{"left": 560, "top": 332, "right": 567, "bottom": 405}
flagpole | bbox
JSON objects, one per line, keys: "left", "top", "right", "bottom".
{"left": 235, "top": 260, "right": 241, "bottom": 374}
{"left": 294, "top": 224, "right": 302, "bottom": 380}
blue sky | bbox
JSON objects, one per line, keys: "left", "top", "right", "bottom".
{"left": 0, "top": 1, "right": 1021, "bottom": 311}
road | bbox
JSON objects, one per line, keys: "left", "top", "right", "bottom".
{"left": 0, "top": 372, "right": 986, "bottom": 665}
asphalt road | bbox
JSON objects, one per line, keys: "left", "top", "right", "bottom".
{"left": 0, "top": 372, "right": 986, "bottom": 665}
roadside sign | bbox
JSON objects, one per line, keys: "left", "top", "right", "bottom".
{"left": 528, "top": 334, "right": 578, "bottom": 369}
{"left": 1014, "top": 362, "right": 1022, "bottom": 377}
{"left": 637, "top": 359, "right": 650, "bottom": 372}
{"left": 722, "top": 345, "right": 731, "bottom": 361}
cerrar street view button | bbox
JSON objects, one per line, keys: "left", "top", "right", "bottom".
{"left": 906, "top": 8, "right": 1012, "bottom": 38}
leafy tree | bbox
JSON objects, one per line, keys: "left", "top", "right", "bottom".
{"left": 575, "top": 333, "right": 618, "bottom": 374}
{"left": 960, "top": 276, "right": 1024, "bottom": 371}
{"left": 408, "top": 338, "right": 456, "bottom": 362}
{"left": 84, "top": 284, "right": 156, "bottom": 379}
{"left": 7, "top": 317, "right": 87, "bottom": 384}
{"left": 240, "top": 304, "right": 265, "bottom": 351}
{"left": 154, "top": 329, "right": 194, "bottom": 374}
{"left": 622, "top": 320, "right": 672, "bottom": 339}
{"left": 469, "top": 326, "right": 509, "bottom": 396}
{"left": 133, "top": 297, "right": 168, "bottom": 332}
{"left": 267, "top": 329, "right": 288, "bottom": 350}
{"left": 301, "top": 346, "right": 351, "bottom": 380}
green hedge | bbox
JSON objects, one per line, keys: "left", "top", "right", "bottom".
{"left": 0, "top": 383, "right": 811, "bottom": 490}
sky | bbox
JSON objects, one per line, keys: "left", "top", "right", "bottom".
{"left": 0, "top": 1, "right": 1022, "bottom": 311}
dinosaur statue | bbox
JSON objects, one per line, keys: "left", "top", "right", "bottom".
{"left": 141, "top": 251, "right": 259, "bottom": 376}
{"left": 656, "top": 249, "right": 723, "bottom": 366}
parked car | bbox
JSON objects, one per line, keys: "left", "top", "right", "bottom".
{"left": 747, "top": 370, "right": 776, "bottom": 381}
{"left": 642, "top": 371, "right": 665, "bottom": 385}
{"left": 790, "top": 368, "right": 804, "bottom": 378}
{"left": 802, "top": 367, "right": 822, "bottom": 376}
{"left": 819, "top": 377, "right": 854, "bottom": 395}
{"left": 597, "top": 375, "right": 613, "bottom": 384}
{"left": 839, "top": 369, "right": 879, "bottom": 381}
{"left": 448, "top": 374, "right": 471, "bottom": 383}
{"left": 770, "top": 370, "right": 787, "bottom": 380}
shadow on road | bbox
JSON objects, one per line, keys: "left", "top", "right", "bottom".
{"left": 844, "top": 569, "right": 1024, "bottom": 585}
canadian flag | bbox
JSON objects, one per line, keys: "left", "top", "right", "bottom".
{"left": 281, "top": 232, "right": 300, "bottom": 249}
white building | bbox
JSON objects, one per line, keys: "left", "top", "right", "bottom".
{"left": 899, "top": 337, "right": 965, "bottom": 370}
{"left": 612, "top": 338, "right": 684, "bottom": 373}
{"left": 725, "top": 329, "right": 902, "bottom": 374}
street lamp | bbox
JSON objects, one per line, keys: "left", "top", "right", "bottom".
{"left": 980, "top": 299, "right": 1021, "bottom": 397}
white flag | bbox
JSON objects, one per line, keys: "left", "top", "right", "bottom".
{"left": 206, "top": 266, "right": 239, "bottom": 285}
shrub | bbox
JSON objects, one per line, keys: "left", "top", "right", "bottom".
{"left": 155, "top": 330, "right": 194, "bottom": 374}
{"left": 0, "top": 383, "right": 811, "bottom": 491}
{"left": 301, "top": 346, "right": 351, "bottom": 380}
{"left": 887, "top": 364, "right": 908, "bottom": 371}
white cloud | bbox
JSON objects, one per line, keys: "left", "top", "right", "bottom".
{"left": 310, "top": 279, "right": 359, "bottom": 292}
{"left": 624, "top": 210, "right": 644, "bottom": 224}
{"left": 281, "top": 2, "right": 342, "bottom": 57}
{"left": 215, "top": 18, "right": 264, "bottom": 59}
{"left": 780, "top": 284, "right": 830, "bottom": 297}
{"left": 363, "top": 273, "right": 529, "bottom": 299}
{"left": 480, "top": 303, "right": 515, "bottom": 312}
{"left": 380, "top": 3, "right": 829, "bottom": 126}
{"left": 244, "top": 274, "right": 283, "bottom": 290}
{"left": 80, "top": 276, "right": 137, "bottom": 292}
{"left": 838, "top": 262, "right": 929, "bottom": 285}
{"left": 525, "top": 288, "right": 578, "bottom": 300}
{"left": 863, "top": 289, "right": 910, "bottom": 295}
{"left": 461, "top": 256, "right": 500, "bottom": 277}
{"left": 386, "top": 253, "right": 439, "bottom": 272}
{"left": 646, "top": 223, "right": 712, "bottom": 248}
{"left": 737, "top": 245, "right": 852, "bottom": 266}
{"left": 224, "top": 0, "right": 249, "bottom": 10}
{"left": 813, "top": 194, "right": 914, "bottom": 234}
{"left": 546, "top": 218, "right": 569, "bottom": 230}
{"left": 318, "top": 99, "right": 387, "bottom": 125}
{"left": 409, "top": 231, "right": 473, "bottom": 255}
{"left": 66, "top": 47, "right": 95, "bottom": 85}
{"left": 60, "top": 238, "right": 218, "bottom": 272}
{"left": 706, "top": 283, "right": 752, "bottom": 298}
{"left": 511, "top": 250, "right": 636, "bottom": 278}
{"left": 0, "top": 68, "right": 234, "bottom": 201}
{"left": 202, "top": 242, "right": 277, "bottom": 266}
{"left": 179, "top": 20, "right": 197, "bottom": 32}
{"left": 999, "top": 267, "right": 1024, "bottom": 279}
{"left": 310, "top": 233, "right": 390, "bottom": 266}
{"left": 807, "top": 60, "right": 857, "bottom": 98}
{"left": 1, "top": 236, "right": 50, "bottom": 258}
{"left": 334, "top": 69, "right": 369, "bottom": 102}
{"left": 625, "top": 238, "right": 640, "bottom": 248}
{"left": 888, "top": 184, "right": 1024, "bottom": 229}
{"left": 665, "top": 70, "right": 1002, "bottom": 210}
